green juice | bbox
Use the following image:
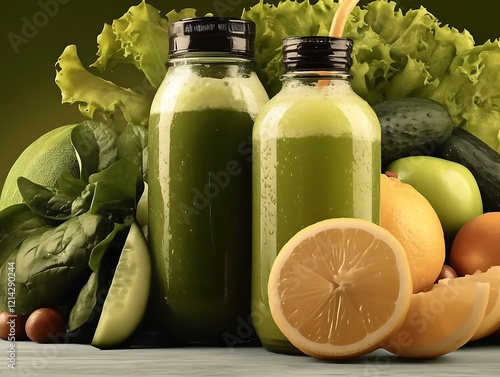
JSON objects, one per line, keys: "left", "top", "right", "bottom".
{"left": 252, "top": 83, "right": 381, "bottom": 353}
{"left": 149, "top": 109, "right": 255, "bottom": 344}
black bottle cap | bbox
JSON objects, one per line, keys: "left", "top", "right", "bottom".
{"left": 282, "top": 36, "right": 354, "bottom": 72}
{"left": 168, "top": 17, "right": 255, "bottom": 58}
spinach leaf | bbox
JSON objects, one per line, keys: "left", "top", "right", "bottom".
{"left": 0, "top": 204, "right": 47, "bottom": 241}
{"left": 0, "top": 212, "right": 114, "bottom": 314}
{"left": 0, "top": 204, "right": 53, "bottom": 267}
{"left": 88, "top": 159, "right": 144, "bottom": 223}
{"left": 17, "top": 177, "right": 79, "bottom": 221}
{"left": 71, "top": 121, "right": 119, "bottom": 182}
{"left": 17, "top": 171, "right": 94, "bottom": 221}
{"left": 17, "top": 158, "right": 142, "bottom": 223}
{"left": 56, "top": 171, "right": 87, "bottom": 198}
{"left": 68, "top": 272, "right": 98, "bottom": 332}
{"left": 68, "top": 223, "right": 127, "bottom": 333}
{"left": 117, "top": 124, "right": 148, "bottom": 182}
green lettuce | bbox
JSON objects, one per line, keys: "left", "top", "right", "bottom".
{"left": 56, "top": 0, "right": 500, "bottom": 152}
{"left": 425, "top": 40, "right": 500, "bottom": 150}
{"left": 242, "top": 0, "right": 500, "bottom": 152}
{"left": 55, "top": 1, "right": 207, "bottom": 131}
{"left": 55, "top": 45, "right": 151, "bottom": 130}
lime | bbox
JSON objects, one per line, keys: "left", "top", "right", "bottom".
{"left": 0, "top": 124, "right": 79, "bottom": 210}
{"left": 92, "top": 222, "right": 151, "bottom": 348}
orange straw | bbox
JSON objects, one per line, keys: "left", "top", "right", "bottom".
{"left": 319, "top": 0, "right": 359, "bottom": 87}
{"left": 329, "top": 0, "right": 359, "bottom": 37}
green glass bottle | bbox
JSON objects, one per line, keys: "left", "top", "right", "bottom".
{"left": 252, "top": 36, "right": 381, "bottom": 354}
{"left": 148, "top": 17, "right": 269, "bottom": 344}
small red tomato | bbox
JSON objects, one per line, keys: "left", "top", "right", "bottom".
{"left": 25, "top": 308, "right": 66, "bottom": 343}
{"left": 0, "top": 311, "right": 27, "bottom": 340}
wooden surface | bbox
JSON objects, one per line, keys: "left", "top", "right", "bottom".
{"left": 2, "top": 337, "right": 499, "bottom": 376}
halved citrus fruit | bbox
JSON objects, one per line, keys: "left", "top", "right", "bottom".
{"left": 92, "top": 222, "right": 151, "bottom": 348}
{"left": 268, "top": 218, "right": 413, "bottom": 359}
{"left": 383, "top": 282, "right": 489, "bottom": 358}
{"left": 438, "top": 266, "right": 500, "bottom": 340}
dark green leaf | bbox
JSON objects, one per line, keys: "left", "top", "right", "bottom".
{"left": 88, "top": 223, "right": 127, "bottom": 272}
{"left": 71, "top": 121, "right": 119, "bottom": 182}
{"left": 68, "top": 272, "right": 98, "bottom": 332}
{"left": 17, "top": 177, "right": 76, "bottom": 221}
{"left": 88, "top": 159, "right": 144, "bottom": 222}
{"left": 68, "top": 223, "right": 127, "bottom": 332}
{"left": 56, "top": 171, "right": 87, "bottom": 198}
{"left": 0, "top": 204, "right": 53, "bottom": 268}
{"left": 0, "top": 212, "right": 114, "bottom": 314}
{"left": 117, "top": 124, "right": 148, "bottom": 182}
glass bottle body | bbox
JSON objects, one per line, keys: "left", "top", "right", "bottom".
{"left": 252, "top": 74, "right": 381, "bottom": 354}
{"left": 149, "top": 55, "right": 269, "bottom": 344}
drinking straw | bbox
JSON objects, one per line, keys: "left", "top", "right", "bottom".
{"left": 329, "top": 0, "right": 359, "bottom": 37}
{"left": 317, "top": 0, "right": 359, "bottom": 87}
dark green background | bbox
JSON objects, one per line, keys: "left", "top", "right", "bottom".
{"left": 1, "top": 0, "right": 499, "bottom": 191}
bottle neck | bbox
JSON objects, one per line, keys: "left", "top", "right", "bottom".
{"left": 280, "top": 70, "right": 352, "bottom": 85}
{"left": 169, "top": 52, "right": 253, "bottom": 67}
{"left": 167, "top": 53, "right": 256, "bottom": 80}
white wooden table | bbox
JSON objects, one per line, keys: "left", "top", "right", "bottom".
{"left": 2, "top": 337, "right": 498, "bottom": 376}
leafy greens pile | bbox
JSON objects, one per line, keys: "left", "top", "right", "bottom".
{"left": 0, "top": 121, "right": 146, "bottom": 328}
{"left": 55, "top": 0, "right": 500, "bottom": 153}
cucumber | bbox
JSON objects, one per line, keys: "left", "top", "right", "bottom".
{"left": 437, "top": 127, "right": 500, "bottom": 213}
{"left": 373, "top": 98, "right": 455, "bottom": 166}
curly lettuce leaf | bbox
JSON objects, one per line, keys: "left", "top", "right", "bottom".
{"left": 243, "top": 0, "right": 474, "bottom": 100}
{"left": 91, "top": 2, "right": 208, "bottom": 89}
{"left": 243, "top": 0, "right": 500, "bottom": 152}
{"left": 56, "top": 3, "right": 209, "bottom": 132}
{"left": 91, "top": 1, "right": 170, "bottom": 89}
{"left": 55, "top": 45, "right": 151, "bottom": 129}
{"left": 427, "top": 40, "right": 500, "bottom": 151}
{"left": 243, "top": 0, "right": 339, "bottom": 96}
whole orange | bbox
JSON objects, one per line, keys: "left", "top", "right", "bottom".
{"left": 380, "top": 174, "right": 446, "bottom": 293}
{"left": 450, "top": 212, "right": 500, "bottom": 276}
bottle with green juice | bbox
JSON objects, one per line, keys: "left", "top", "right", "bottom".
{"left": 252, "top": 37, "right": 381, "bottom": 354}
{"left": 148, "top": 18, "right": 269, "bottom": 344}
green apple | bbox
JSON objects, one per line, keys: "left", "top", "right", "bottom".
{"left": 386, "top": 156, "right": 483, "bottom": 237}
